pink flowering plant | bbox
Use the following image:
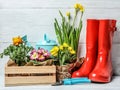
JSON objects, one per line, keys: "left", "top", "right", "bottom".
{"left": 30, "top": 48, "right": 51, "bottom": 65}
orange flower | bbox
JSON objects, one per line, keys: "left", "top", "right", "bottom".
{"left": 12, "top": 36, "right": 23, "bottom": 46}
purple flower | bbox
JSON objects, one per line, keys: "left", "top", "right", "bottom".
{"left": 43, "top": 51, "right": 50, "bottom": 58}
{"left": 37, "top": 49, "right": 42, "bottom": 54}
{"left": 40, "top": 48, "right": 45, "bottom": 53}
{"left": 30, "top": 52, "right": 39, "bottom": 60}
{"left": 30, "top": 49, "right": 37, "bottom": 55}
{"left": 30, "top": 48, "right": 51, "bottom": 61}
{"left": 38, "top": 55, "right": 45, "bottom": 61}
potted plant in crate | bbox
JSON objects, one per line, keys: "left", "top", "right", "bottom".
{"left": 0, "top": 36, "right": 56, "bottom": 86}
{"left": 0, "top": 36, "right": 33, "bottom": 66}
{"left": 52, "top": 3, "right": 85, "bottom": 82}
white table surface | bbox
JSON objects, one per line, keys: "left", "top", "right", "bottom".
{"left": 0, "top": 59, "right": 120, "bottom": 90}
{"left": 0, "top": 76, "right": 120, "bottom": 90}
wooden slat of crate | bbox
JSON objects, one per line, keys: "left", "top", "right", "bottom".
{"left": 5, "top": 65, "right": 56, "bottom": 74}
{"left": 5, "top": 76, "right": 56, "bottom": 86}
{"left": 5, "top": 65, "right": 56, "bottom": 86}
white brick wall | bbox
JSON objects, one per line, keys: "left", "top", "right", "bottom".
{"left": 0, "top": 0, "right": 120, "bottom": 75}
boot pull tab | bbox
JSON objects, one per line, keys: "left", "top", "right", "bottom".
{"left": 109, "top": 20, "right": 117, "bottom": 32}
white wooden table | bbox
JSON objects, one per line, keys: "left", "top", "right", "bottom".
{"left": 0, "top": 59, "right": 120, "bottom": 90}
{"left": 0, "top": 76, "right": 120, "bottom": 90}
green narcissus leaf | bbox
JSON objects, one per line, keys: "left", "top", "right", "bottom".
{"left": 59, "top": 10, "right": 64, "bottom": 19}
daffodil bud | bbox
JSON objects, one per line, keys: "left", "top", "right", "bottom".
{"left": 74, "top": 3, "right": 85, "bottom": 12}
{"left": 66, "top": 12, "right": 70, "bottom": 17}
{"left": 78, "top": 4, "right": 84, "bottom": 12}
{"left": 74, "top": 3, "right": 79, "bottom": 9}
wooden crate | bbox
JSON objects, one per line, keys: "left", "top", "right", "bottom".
{"left": 5, "top": 64, "right": 56, "bottom": 86}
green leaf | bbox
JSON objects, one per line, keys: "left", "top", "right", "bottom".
{"left": 59, "top": 10, "right": 64, "bottom": 19}
{"left": 0, "top": 53, "right": 3, "bottom": 58}
{"left": 54, "top": 19, "right": 63, "bottom": 44}
{"left": 54, "top": 23, "right": 62, "bottom": 44}
{"left": 55, "top": 18, "right": 61, "bottom": 31}
{"left": 3, "top": 49, "right": 9, "bottom": 55}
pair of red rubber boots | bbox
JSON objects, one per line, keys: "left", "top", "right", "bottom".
{"left": 72, "top": 19, "right": 117, "bottom": 82}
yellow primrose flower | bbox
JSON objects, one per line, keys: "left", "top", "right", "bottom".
{"left": 50, "top": 46, "right": 59, "bottom": 56}
{"left": 50, "top": 50, "right": 58, "bottom": 55}
{"left": 51, "top": 51, "right": 58, "bottom": 56}
{"left": 68, "top": 47, "right": 72, "bottom": 51}
{"left": 70, "top": 50, "right": 76, "bottom": 54}
{"left": 50, "top": 46, "right": 59, "bottom": 52}
{"left": 54, "top": 46, "right": 59, "bottom": 51}
{"left": 53, "top": 53, "right": 57, "bottom": 56}
{"left": 66, "top": 12, "right": 70, "bottom": 17}
{"left": 59, "top": 45, "right": 63, "bottom": 50}
{"left": 63, "top": 43, "right": 69, "bottom": 47}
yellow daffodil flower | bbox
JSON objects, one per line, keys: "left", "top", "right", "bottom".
{"left": 74, "top": 3, "right": 79, "bottom": 9}
{"left": 74, "top": 3, "right": 84, "bottom": 12}
{"left": 78, "top": 4, "right": 84, "bottom": 12}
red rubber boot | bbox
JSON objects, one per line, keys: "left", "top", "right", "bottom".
{"left": 89, "top": 19, "right": 116, "bottom": 82}
{"left": 72, "top": 19, "right": 99, "bottom": 78}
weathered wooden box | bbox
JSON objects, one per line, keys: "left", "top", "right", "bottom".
{"left": 5, "top": 63, "right": 56, "bottom": 86}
